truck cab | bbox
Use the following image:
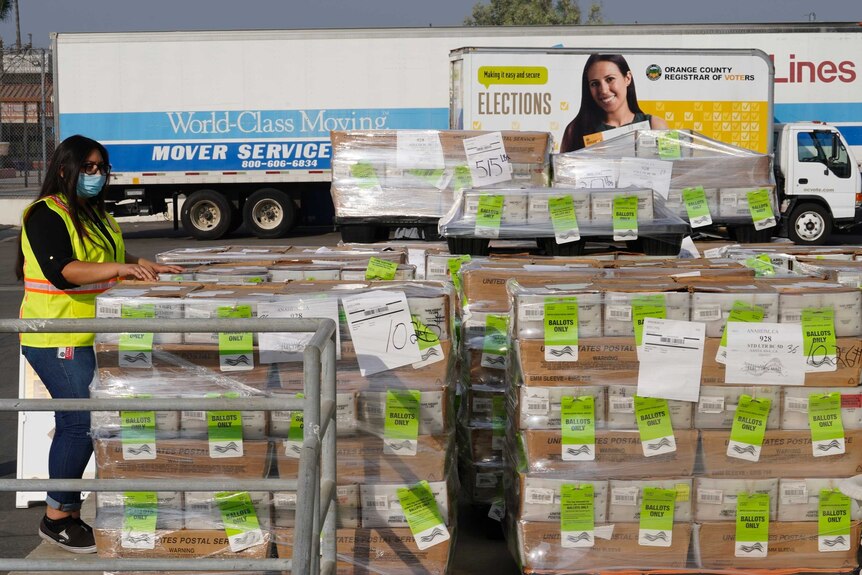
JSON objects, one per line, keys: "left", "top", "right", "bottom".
{"left": 774, "top": 122, "right": 862, "bottom": 244}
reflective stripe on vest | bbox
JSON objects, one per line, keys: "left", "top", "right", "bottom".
{"left": 23, "top": 277, "right": 118, "bottom": 295}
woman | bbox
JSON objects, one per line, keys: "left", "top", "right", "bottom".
{"left": 560, "top": 53, "right": 669, "bottom": 153}
{"left": 17, "top": 135, "right": 182, "bottom": 553}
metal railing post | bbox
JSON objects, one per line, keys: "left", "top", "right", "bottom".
{"left": 0, "top": 316, "right": 337, "bottom": 573}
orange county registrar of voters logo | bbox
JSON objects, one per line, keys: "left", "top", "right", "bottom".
{"left": 646, "top": 64, "right": 662, "bottom": 81}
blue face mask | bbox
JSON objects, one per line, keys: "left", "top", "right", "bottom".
{"left": 76, "top": 173, "right": 106, "bottom": 198}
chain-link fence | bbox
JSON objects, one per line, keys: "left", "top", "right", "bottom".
{"left": 0, "top": 47, "right": 51, "bottom": 194}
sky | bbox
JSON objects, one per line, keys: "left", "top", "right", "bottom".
{"left": 0, "top": 0, "right": 860, "bottom": 48}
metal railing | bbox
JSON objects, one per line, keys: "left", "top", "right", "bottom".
{"left": 0, "top": 317, "right": 337, "bottom": 573}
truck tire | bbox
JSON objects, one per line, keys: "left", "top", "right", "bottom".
{"left": 181, "top": 189, "right": 232, "bottom": 240}
{"left": 243, "top": 188, "right": 296, "bottom": 239}
{"left": 788, "top": 202, "right": 831, "bottom": 245}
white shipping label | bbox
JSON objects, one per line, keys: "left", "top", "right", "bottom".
{"left": 697, "top": 488, "right": 724, "bottom": 505}
{"left": 258, "top": 298, "right": 341, "bottom": 363}
{"left": 780, "top": 481, "right": 809, "bottom": 505}
{"left": 616, "top": 158, "right": 673, "bottom": 200}
{"left": 396, "top": 131, "right": 445, "bottom": 170}
{"left": 637, "top": 318, "right": 705, "bottom": 402}
{"left": 606, "top": 305, "right": 632, "bottom": 322}
{"left": 609, "top": 396, "right": 635, "bottom": 414}
{"left": 698, "top": 396, "right": 726, "bottom": 414}
{"left": 725, "top": 322, "right": 806, "bottom": 385}
{"left": 342, "top": 291, "right": 421, "bottom": 376}
{"left": 523, "top": 388, "right": 551, "bottom": 415}
{"left": 525, "top": 487, "right": 555, "bottom": 506}
{"left": 693, "top": 305, "right": 723, "bottom": 322}
{"left": 611, "top": 486, "right": 640, "bottom": 507}
{"left": 463, "top": 132, "right": 513, "bottom": 187}
{"left": 785, "top": 396, "right": 809, "bottom": 413}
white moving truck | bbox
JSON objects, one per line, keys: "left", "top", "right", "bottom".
{"left": 51, "top": 23, "right": 862, "bottom": 240}
{"left": 452, "top": 47, "right": 861, "bottom": 244}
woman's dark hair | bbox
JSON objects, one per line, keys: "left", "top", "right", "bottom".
{"left": 560, "top": 54, "right": 643, "bottom": 153}
{"left": 16, "top": 135, "right": 110, "bottom": 280}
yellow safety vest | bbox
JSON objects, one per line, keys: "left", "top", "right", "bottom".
{"left": 20, "top": 195, "right": 125, "bottom": 347}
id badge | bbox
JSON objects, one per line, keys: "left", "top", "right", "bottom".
{"left": 57, "top": 347, "right": 74, "bottom": 360}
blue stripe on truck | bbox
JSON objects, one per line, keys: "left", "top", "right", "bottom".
{"left": 59, "top": 108, "right": 449, "bottom": 141}
{"left": 775, "top": 103, "right": 862, "bottom": 145}
{"left": 105, "top": 140, "right": 333, "bottom": 172}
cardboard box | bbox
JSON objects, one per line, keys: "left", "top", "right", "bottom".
{"left": 606, "top": 384, "right": 693, "bottom": 430}
{"left": 519, "top": 429, "right": 698, "bottom": 478}
{"left": 95, "top": 282, "right": 201, "bottom": 345}
{"left": 517, "top": 385, "right": 607, "bottom": 430}
{"left": 693, "top": 478, "right": 779, "bottom": 522}
{"left": 516, "top": 338, "right": 639, "bottom": 387}
{"left": 607, "top": 478, "right": 693, "bottom": 522}
{"left": 696, "top": 521, "right": 861, "bottom": 570}
{"left": 700, "top": 430, "right": 862, "bottom": 479}
{"left": 518, "top": 521, "right": 691, "bottom": 571}
{"left": 781, "top": 387, "right": 862, "bottom": 430}
{"left": 274, "top": 484, "right": 360, "bottom": 529}
{"left": 695, "top": 385, "right": 782, "bottom": 429}
{"left": 516, "top": 475, "right": 608, "bottom": 523}
{"left": 777, "top": 478, "right": 862, "bottom": 522}
{"left": 94, "top": 528, "right": 270, "bottom": 558}
{"left": 463, "top": 427, "right": 504, "bottom": 464}
{"left": 461, "top": 268, "right": 599, "bottom": 313}
{"left": 277, "top": 433, "right": 451, "bottom": 484}
{"left": 94, "top": 438, "right": 270, "bottom": 479}
{"left": 360, "top": 480, "right": 452, "bottom": 528}
{"left": 274, "top": 526, "right": 453, "bottom": 575}
{"left": 461, "top": 460, "right": 505, "bottom": 504}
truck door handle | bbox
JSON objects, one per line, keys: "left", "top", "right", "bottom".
{"left": 798, "top": 178, "right": 808, "bottom": 184}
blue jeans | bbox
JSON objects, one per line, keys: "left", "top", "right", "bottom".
{"left": 21, "top": 346, "right": 95, "bottom": 512}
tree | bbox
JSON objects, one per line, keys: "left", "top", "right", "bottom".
{"left": 464, "top": 0, "right": 604, "bottom": 26}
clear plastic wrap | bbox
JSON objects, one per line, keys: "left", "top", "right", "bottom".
{"left": 438, "top": 187, "right": 690, "bottom": 257}
{"left": 553, "top": 129, "right": 778, "bottom": 229}
{"left": 155, "top": 244, "right": 407, "bottom": 266}
{"left": 502, "top": 275, "right": 862, "bottom": 572}
{"left": 330, "top": 130, "right": 551, "bottom": 221}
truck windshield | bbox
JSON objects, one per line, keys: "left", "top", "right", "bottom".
{"left": 797, "top": 131, "right": 852, "bottom": 178}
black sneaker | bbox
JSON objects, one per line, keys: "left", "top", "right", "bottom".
{"left": 38, "top": 516, "right": 97, "bottom": 554}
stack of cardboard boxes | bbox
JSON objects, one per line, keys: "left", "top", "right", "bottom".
{"left": 502, "top": 273, "right": 862, "bottom": 572}
{"left": 90, "top": 270, "right": 460, "bottom": 573}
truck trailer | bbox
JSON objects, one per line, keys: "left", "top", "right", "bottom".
{"left": 51, "top": 23, "right": 862, "bottom": 240}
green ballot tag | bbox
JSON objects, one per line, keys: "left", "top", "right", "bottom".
{"left": 544, "top": 296, "right": 579, "bottom": 362}
{"left": 481, "top": 314, "right": 509, "bottom": 369}
{"left": 818, "top": 489, "right": 852, "bottom": 551}
{"left": 682, "top": 186, "right": 713, "bottom": 228}
{"left": 396, "top": 480, "right": 450, "bottom": 550}
{"left": 475, "top": 194, "right": 505, "bottom": 238}
{"left": 808, "top": 392, "right": 845, "bottom": 456}
{"left": 384, "top": 389, "right": 420, "bottom": 456}
{"left": 743, "top": 253, "right": 775, "bottom": 277}
{"left": 735, "top": 492, "right": 770, "bottom": 558}
{"left": 658, "top": 130, "right": 682, "bottom": 160}
{"left": 560, "top": 484, "right": 595, "bottom": 548}
{"left": 453, "top": 164, "right": 473, "bottom": 192}
{"left": 121, "top": 407, "right": 157, "bottom": 461}
{"left": 216, "top": 491, "right": 264, "bottom": 552}
{"left": 639, "top": 487, "right": 676, "bottom": 547}
{"left": 207, "top": 393, "right": 244, "bottom": 459}
{"left": 121, "top": 491, "right": 158, "bottom": 549}
{"left": 281, "top": 392, "right": 305, "bottom": 459}
{"left": 365, "top": 256, "right": 398, "bottom": 281}
{"left": 747, "top": 189, "right": 777, "bottom": 230}
{"left": 634, "top": 396, "right": 676, "bottom": 456}
{"left": 119, "top": 304, "right": 155, "bottom": 368}
{"left": 561, "top": 396, "right": 595, "bottom": 461}
{"left": 548, "top": 195, "right": 581, "bottom": 244}
{"left": 217, "top": 306, "right": 254, "bottom": 371}
{"left": 412, "top": 315, "right": 444, "bottom": 367}
{"left": 613, "top": 195, "right": 639, "bottom": 241}
{"left": 802, "top": 308, "right": 837, "bottom": 373}
{"left": 716, "top": 301, "right": 765, "bottom": 364}
{"left": 631, "top": 294, "right": 667, "bottom": 348}
{"left": 728, "top": 395, "right": 771, "bottom": 462}
{"left": 351, "top": 162, "right": 382, "bottom": 191}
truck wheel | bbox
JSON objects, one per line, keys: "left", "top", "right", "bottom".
{"left": 243, "top": 188, "right": 296, "bottom": 239}
{"left": 181, "top": 189, "right": 232, "bottom": 240}
{"left": 788, "top": 203, "right": 831, "bottom": 245}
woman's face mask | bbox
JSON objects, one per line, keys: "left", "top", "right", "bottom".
{"left": 76, "top": 173, "right": 106, "bottom": 198}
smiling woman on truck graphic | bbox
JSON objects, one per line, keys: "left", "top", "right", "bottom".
{"left": 560, "top": 53, "right": 668, "bottom": 153}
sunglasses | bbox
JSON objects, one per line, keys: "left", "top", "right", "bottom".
{"left": 81, "top": 161, "right": 111, "bottom": 176}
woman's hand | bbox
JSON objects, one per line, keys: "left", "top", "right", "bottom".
{"left": 116, "top": 262, "right": 159, "bottom": 281}
{"left": 135, "top": 257, "right": 184, "bottom": 276}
